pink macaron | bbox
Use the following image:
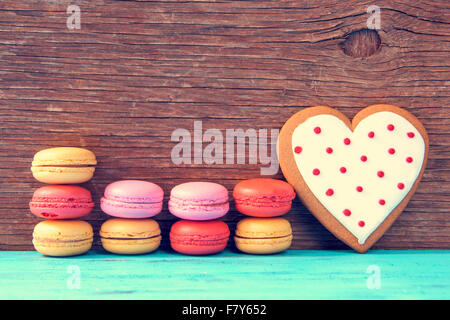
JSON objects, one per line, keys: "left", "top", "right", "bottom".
{"left": 168, "top": 182, "right": 229, "bottom": 220}
{"left": 101, "top": 180, "right": 164, "bottom": 218}
{"left": 29, "top": 185, "right": 94, "bottom": 219}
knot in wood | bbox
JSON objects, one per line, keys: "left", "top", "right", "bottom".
{"left": 341, "top": 29, "right": 381, "bottom": 58}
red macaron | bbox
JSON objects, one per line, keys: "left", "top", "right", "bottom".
{"left": 29, "top": 185, "right": 94, "bottom": 219}
{"left": 233, "top": 178, "right": 296, "bottom": 217}
{"left": 170, "top": 220, "right": 230, "bottom": 255}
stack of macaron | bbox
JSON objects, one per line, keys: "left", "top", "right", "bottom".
{"left": 232, "top": 178, "right": 296, "bottom": 254}
{"left": 30, "top": 147, "right": 97, "bottom": 257}
{"left": 168, "top": 182, "right": 230, "bottom": 255}
{"left": 99, "top": 180, "right": 163, "bottom": 255}
{"left": 28, "top": 149, "right": 297, "bottom": 257}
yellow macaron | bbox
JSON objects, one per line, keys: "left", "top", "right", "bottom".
{"left": 100, "top": 218, "right": 162, "bottom": 255}
{"left": 33, "top": 220, "right": 93, "bottom": 257}
{"left": 234, "top": 217, "right": 293, "bottom": 254}
{"left": 31, "top": 147, "right": 97, "bottom": 184}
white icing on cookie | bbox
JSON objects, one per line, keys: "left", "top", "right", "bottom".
{"left": 292, "top": 112, "right": 425, "bottom": 245}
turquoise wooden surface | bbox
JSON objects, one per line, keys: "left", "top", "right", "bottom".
{"left": 0, "top": 250, "right": 448, "bottom": 299}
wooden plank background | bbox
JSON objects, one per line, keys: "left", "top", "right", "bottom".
{"left": 0, "top": 0, "right": 449, "bottom": 251}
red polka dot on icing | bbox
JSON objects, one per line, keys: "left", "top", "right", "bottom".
{"left": 358, "top": 221, "right": 365, "bottom": 227}
{"left": 407, "top": 132, "right": 415, "bottom": 138}
{"left": 340, "top": 167, "right": 347, "bottom": 173}
{"left": 398, "top": 183, "right": 405, "bottom": 190}
{"left": 377, "top": 171, "right": 385, "bottom": 178}
{"left": 343, "top": 138, "right": 351, "bottom": 145}
{"left": 356, "top": 186, "right": 363, "bottom": 192}
{"left": 294, "top": 146, "right": 302, "bottom": 154}
{"left": 387, "top": 124, "right": 395, "bottom": 131}
{"left": 379, "top": 199, "right": 386, "bottom": 205}
{"left": 343, "top": 209, "right": 351, "bottom": 216}
{"left": 361, "top": 155, "right": 367, "bottom": 162}
{"left": 326, "top": 188, "right": 334, "bottom": 196}
{"left": 314, "top": 127, "right": 321, "bottom": 134}
{"left": 388, "top": 148, "right": 396, "bottom": 155}
{"left": 313, "top": 168, "right": 320, "bottom": 176}
{"left": 326, "top": 147, "right": 333, "bottom": 154}
{"left": 406, "top": 157, "right": 413, "bottom": 163}
{"left": 368, "top": 131, "right": 375, "bottom": 138}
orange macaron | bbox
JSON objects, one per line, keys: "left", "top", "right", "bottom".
{"left": 234, "top": 217, "right": 293, "bottom": 254}
{"left": 100, "top": 218, "right": 162, "bottom": 255}
{"left": 32, "top": 220, "right": 93, "bottom": 257}
{"left": 31, "top": 147, "right": 97, "bottom": 184}
{"left": 233, "top": 178, "right": 295, "bottom": 217}
{"left": 170, "top": 220, "right": 230, "bottom": 255}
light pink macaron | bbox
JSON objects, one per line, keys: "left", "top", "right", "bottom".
{"left": 101, "top": 180, "right": 164, "bottom": 218}
{"left": 168, "top": 182, "right": 229, "bottom": 220}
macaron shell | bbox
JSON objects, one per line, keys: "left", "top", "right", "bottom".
{"left": 234, "top": 201, "right": 292, "bottom": 217}
{"left": 170, "top": 220, "right": 230, "bottom": 240}
{"left": 33, "top": 238, "right": 93, "bottom": 257}
{"left": 233, "top": 178, "right": 295, "bottom": 201}
{"left": 30, "top": 205, "right": 93, "bottom": 220}
{"left": 31, "top": 166, "right": 95, "bottom": 184}
{"left": 101, "top": 197, "right": 162, "bottom": 218}
{"left": 101, "top": 237, "right": 161, "bottom": 255}
{"left": 235, "top": 217, "right": 292, "bottom": 239}
{"left": 100, "top": 218, "right": 161, "bottom": 239}
{"left": 33, "top": 220, "right": 93, "bottom": 241}
{"left": 168, "top": 200, "right": 229, "bottom": 220}
{"left": 30, "top": 185, "right": 94, "bottom": 219}
{"left": 32, "top": 147, "right": 97, "bottom": 167}
{"left": 170, "top": 182, "right": 229, "bottom": 203}
{"left": 234, "top": 235, "right": 292, "bottom": 254}
{"left": 31, "top": 184, "right": 93, "bottom": 200}
{"left": 171, "top": 238, "right": 228, "bottom": 255}
{"left": 103, "top": 180, "right": 164, "bottom": 203}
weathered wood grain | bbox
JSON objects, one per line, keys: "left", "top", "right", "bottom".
{"left": 0, "top": 0, "right": 449, "bottom": 250}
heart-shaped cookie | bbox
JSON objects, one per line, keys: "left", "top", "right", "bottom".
{"left": 278, "top": 105, "right": 429, "bottom": 253}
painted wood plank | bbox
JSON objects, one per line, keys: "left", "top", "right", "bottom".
{"left": 0, "top": 250, "right": 448, "bottom": 299}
